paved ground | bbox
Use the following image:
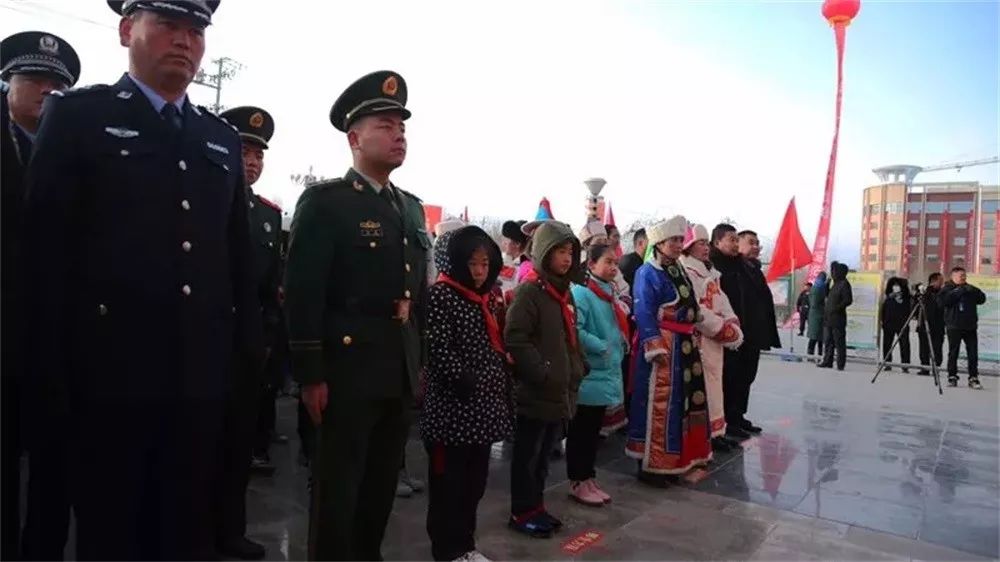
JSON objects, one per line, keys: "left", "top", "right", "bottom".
{"left": 248, "top": 357, "right": 1000, "bottom": 561}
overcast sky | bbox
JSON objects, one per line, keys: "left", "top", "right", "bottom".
{"left": 3, "top": 0, "right": 998, "bottom": 267}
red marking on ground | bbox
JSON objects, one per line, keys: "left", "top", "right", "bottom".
{"left": 561, "top": 530, "right": 604, "bottom": 555}
{"left": 684, "top": 468, "right": 709, "bottom": 483}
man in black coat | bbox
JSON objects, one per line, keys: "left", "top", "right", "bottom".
{"left": 879, "top": 276, "right": 912, "bottom": 372}
{"left": 710, "top": 225, "right": 780, "bottom": 441}
{"left": 796, "top": 282, "right": 811, "bottom": 336}
{"left": 1, "top": 30, "right": 80, "bottom": 562}
{"left": 22, "top": 2, "right": 263, "bottom": 558}
{"left": 938, "top": 266, "right": 987, "bottom": 389}
{"left": 916, "top": 272, "right": 945, "bottom": 375}
{"left": 819, "top": 262, "right": 853, "bottom": 371}
{"left": 619, "top": 228, "right": 647, "bottom": 293}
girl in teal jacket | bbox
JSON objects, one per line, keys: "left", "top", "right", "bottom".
{"left": 566, "top": 244, "right": 628, "bottom": 506}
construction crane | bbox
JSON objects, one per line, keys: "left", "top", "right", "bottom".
{"left": 872, "top": 156, "right": 999, "bottom": 185}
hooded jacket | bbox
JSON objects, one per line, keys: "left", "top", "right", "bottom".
{"left": 880, "top": 277, "right": 912, "bottom": 332}
{"left": 420, "top": 226, "right": 514, "bottom": 445}
{"left": 938, "top": 280, "right": 987, "bottom": 331}
{"left": 824, "top": 262, "right": 853, "bottom": 328}
{"left": 570, "top": 274, "right": 626, "bottom": 407}
{"left": 504, "top": 221, "right": 586, "bottom": 421}
{"left": 806, "top": 272, "right": 828, "bottom": 340}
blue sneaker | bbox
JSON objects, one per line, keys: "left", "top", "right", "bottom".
{"left": 508, "top": 512, "right": 553, "bottom": 539}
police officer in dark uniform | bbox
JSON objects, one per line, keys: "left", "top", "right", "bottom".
{"left": 212, "top": 105, "right": 281, "bottom": 559}
{"left": 22, "top": 1, "right": 263, "bottom": 559}
{"left": 1, "top": 29, "right": 80, "bottom": 562}
{"left": 285, "top": 70, "right": 429, "bottom": 561}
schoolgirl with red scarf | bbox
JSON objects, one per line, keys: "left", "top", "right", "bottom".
{"left": 565, "top": 243, "right": 629, "bottom": 507}
{"left": 420, "top": 226, "right": 513, "bottom": 562}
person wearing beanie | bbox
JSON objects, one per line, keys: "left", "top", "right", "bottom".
{"left": 679, "top": 224, "right": 744, "bottom": 453}
{"left": 626, "top": 216, "right": 712, "bottom": 487}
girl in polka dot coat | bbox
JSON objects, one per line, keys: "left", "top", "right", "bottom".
{"left": 419, "top": 226, "right": 513, "bottom": 562}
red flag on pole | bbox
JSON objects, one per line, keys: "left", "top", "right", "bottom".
{"left": 767, "top": 198, "right": 814, "bottom": 283}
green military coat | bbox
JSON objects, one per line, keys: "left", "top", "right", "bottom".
{"left": 284, "top": 168, "right": 429, "bottom": 399}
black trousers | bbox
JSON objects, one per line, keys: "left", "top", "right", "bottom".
{"left": 510, "top": 415, "right": 561, "bottom": 516}
{"left": 1, "top": 376, "right": 21, "bottom": 561}
{"left": 722, "top": 346, "right": 760, "bottom": 425}
{"left": 918, "top": 328, "right": 944, "bottom": 368}
{"left": 214, "top": 373, "right": 260, "bottom": 544}
{"left": 309, "top": 395, "right": 411, "bottom": 561}
{"left": 73, "top": 399, "right": 224, "bottom": 560}
{"left": 798, "top": 312, "right": 808, "bottom": 335}
{"left": 947, "top": 328, "right": 979, "bottom": 380}
{"left": 255, "top": 384, "right": 278, "bottom": 455}
{"left": 424, "top": 442, "right": 490, "bottom": 561}
{"left": 566, "top": 405, "right": 605, "bottom": 482}
{"left": 297, "top": 397, "right": 316, "bottom": 462}
{"left": 881, "top": 326, "right": 911, "bottom": 366}
{"left": 807, "top": 338, "right": 824, "bottom": 356}
{"left": 21, "top": 439, "right": 71, "bottom": 561}
{"left": 821, "top": 325, "right": 847, "bottom": 369}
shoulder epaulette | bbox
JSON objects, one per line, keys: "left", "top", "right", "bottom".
{"left": 257, "top": 194, "right": 282, "bottom": 212}
{"left": 52, "top": 83, "right": 110, "bottom": 98}
{"left": 201, "top": 106, "right": 240, "bottom": 136}
{"left": 396, "top": 186, "right": 423, "bottom": 203}
{"left": 309, "top": 177, "right": 345, "bottom": 190}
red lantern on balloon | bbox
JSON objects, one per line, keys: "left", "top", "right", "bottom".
{"left": 807, "top": 0, "right": 862, "bottom": 281}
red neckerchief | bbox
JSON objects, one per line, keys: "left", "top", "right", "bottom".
{"left": 522, "top": 269, "right": 579, "bottom": 351}
{"left": 436, "top": 274, "right": 506, "bottom": 356}
{"left": 586, "top": 277, "right": 629, "bottom": 341}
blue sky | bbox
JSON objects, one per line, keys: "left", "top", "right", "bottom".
{"left": 1, "top": 0, "right": 997, "bottom": 267}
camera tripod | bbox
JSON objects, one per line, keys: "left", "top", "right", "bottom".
{"left": 871, "top": 294, "right": 942, "bottom": 394}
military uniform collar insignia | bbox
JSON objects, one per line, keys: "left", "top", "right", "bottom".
{"left": 117, "top": 90, "right": 133, "bottom": 99}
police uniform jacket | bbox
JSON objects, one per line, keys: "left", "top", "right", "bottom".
{"left": 1, "top": 93, "right": 33, "bottom": 382}
{"left": 248, "top": 190, "right": 283, "bottom": 350}
{"left": 284, "top": 168, "right": 429, "bottom": 399}
{"left": 22, "top": 74, "right": 264, "bottom": 405}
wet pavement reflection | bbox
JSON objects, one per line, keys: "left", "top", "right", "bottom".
{"left": 248, "top": 359, "right": 999, "bottom": 560}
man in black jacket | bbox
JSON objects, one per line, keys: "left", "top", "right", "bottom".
{"left": 916, "top": 273, "right": 945, "bottom": 376}
{"left": 938, "top": 267, "right": 987, "bottom": 389}
{"left": 819, "top": 262, "right": 852, "bottom": 371}
{"left": 796, "top": 282, "right": 812, "bottom": 336}
{"left": 619, "top": 228, "right": 647, "bottom": 293}
{"left": 879, "top": 277, "right": 911, "bottom": 372}
{"left": 711, "top": 225, "right": 780, "bottom": 440}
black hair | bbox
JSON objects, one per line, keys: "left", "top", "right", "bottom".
{"left": 587, "top": 243, "right": 614, "bottom": 264}
{"left": 711, "top": 223, "right": 736, "bottom": 243}
{"left": 951, "top": 266, "right": 966, "bottom": 273}
{"left": 928, "top": 272, "right": 943, "bottom": 283}
{"left": 737, "top": 230, "right": 758, "bottom": 238}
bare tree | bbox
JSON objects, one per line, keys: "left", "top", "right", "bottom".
{"left": 470, "top": 216, "right": 504, "bottom": 243}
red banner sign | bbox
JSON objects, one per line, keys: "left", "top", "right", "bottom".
{"left": 808, "top": 23, "right": 849, "bottom": 281}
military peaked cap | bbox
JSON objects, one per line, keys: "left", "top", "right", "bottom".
{"left": 1, "top": 31, "right": 81, "bottom": 87}
{"left": 329, "top": 70, "right": 410, "bottom": 133}
{"left": 107, "top": 0, "right": 220, "bottom": 26}
{"left": 219, "top": 106, "right": 274, "bottom": 149}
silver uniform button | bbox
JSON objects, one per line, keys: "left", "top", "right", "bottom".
{"left": 403, "top": 237, "right": 409, "bottom": 246}
{"left": 182, "top": 241, "right": 192, "bottom": 252}
{"left": 98, "top": 304, "right": 108, "bottom": 316}
{"left": 178, "top": 160, "right": 187, "bottom": 171}
{"left": 181, "top": 199, "right": 191, "bottom": 210}
{"left": 182, "top": 284, "right": 191, "bottom": 296}
{"left": 120, "top": 149, "right": 129, "bottom": 156}
{"left": 405, "top": 263, "right": 411, "bottom": 272}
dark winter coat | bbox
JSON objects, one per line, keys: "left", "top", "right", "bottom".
{"left": 807, "top": 272, "right": 828, "bottom": 340}
{"left": 504, "top": 221, "right": 587, "bottom": 422}
{"left": 711, "top": 248, "right": 780, "bottom": 351}
{"left": 938, "top": 281, "right": 987, "bottom": 332}
{"left": 916, "top": 285, "right": 945, "bottom": 335}
{"left": 796, "top": 289, "right": 811, "bottom": 314}
{"left": 880, "top": 277, "right": 912, "bottom": 332}
{"left": 824, "top": 262, "right": 853, "bottom": 328}
{"left": 420, "top": 226, "right": 514, "bottom": 445}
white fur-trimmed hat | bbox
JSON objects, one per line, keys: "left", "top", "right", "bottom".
{"left": 683, "top": 223, "right": 709, "bottom": 250}
{"left": 434, "top": 217, "right": 467, "bottom": 237}
{"left": 647, "top": 215, "right": 688, "bottom": 246}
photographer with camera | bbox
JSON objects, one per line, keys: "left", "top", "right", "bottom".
{"left": 938, "top": 267, "right": 987, "bottom": 389}
{"left": 914, "top": 273, "right": 945, "bottom": 376}
{"left": 880, "top": 277, "right": 912, "bottom": 372}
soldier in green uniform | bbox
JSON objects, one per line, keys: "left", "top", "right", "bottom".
{"left": 214, "top": 105, "right": 282, "bottom": 559}
{"left": 284, "top": 70, "right": 429, "bottom": 561}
